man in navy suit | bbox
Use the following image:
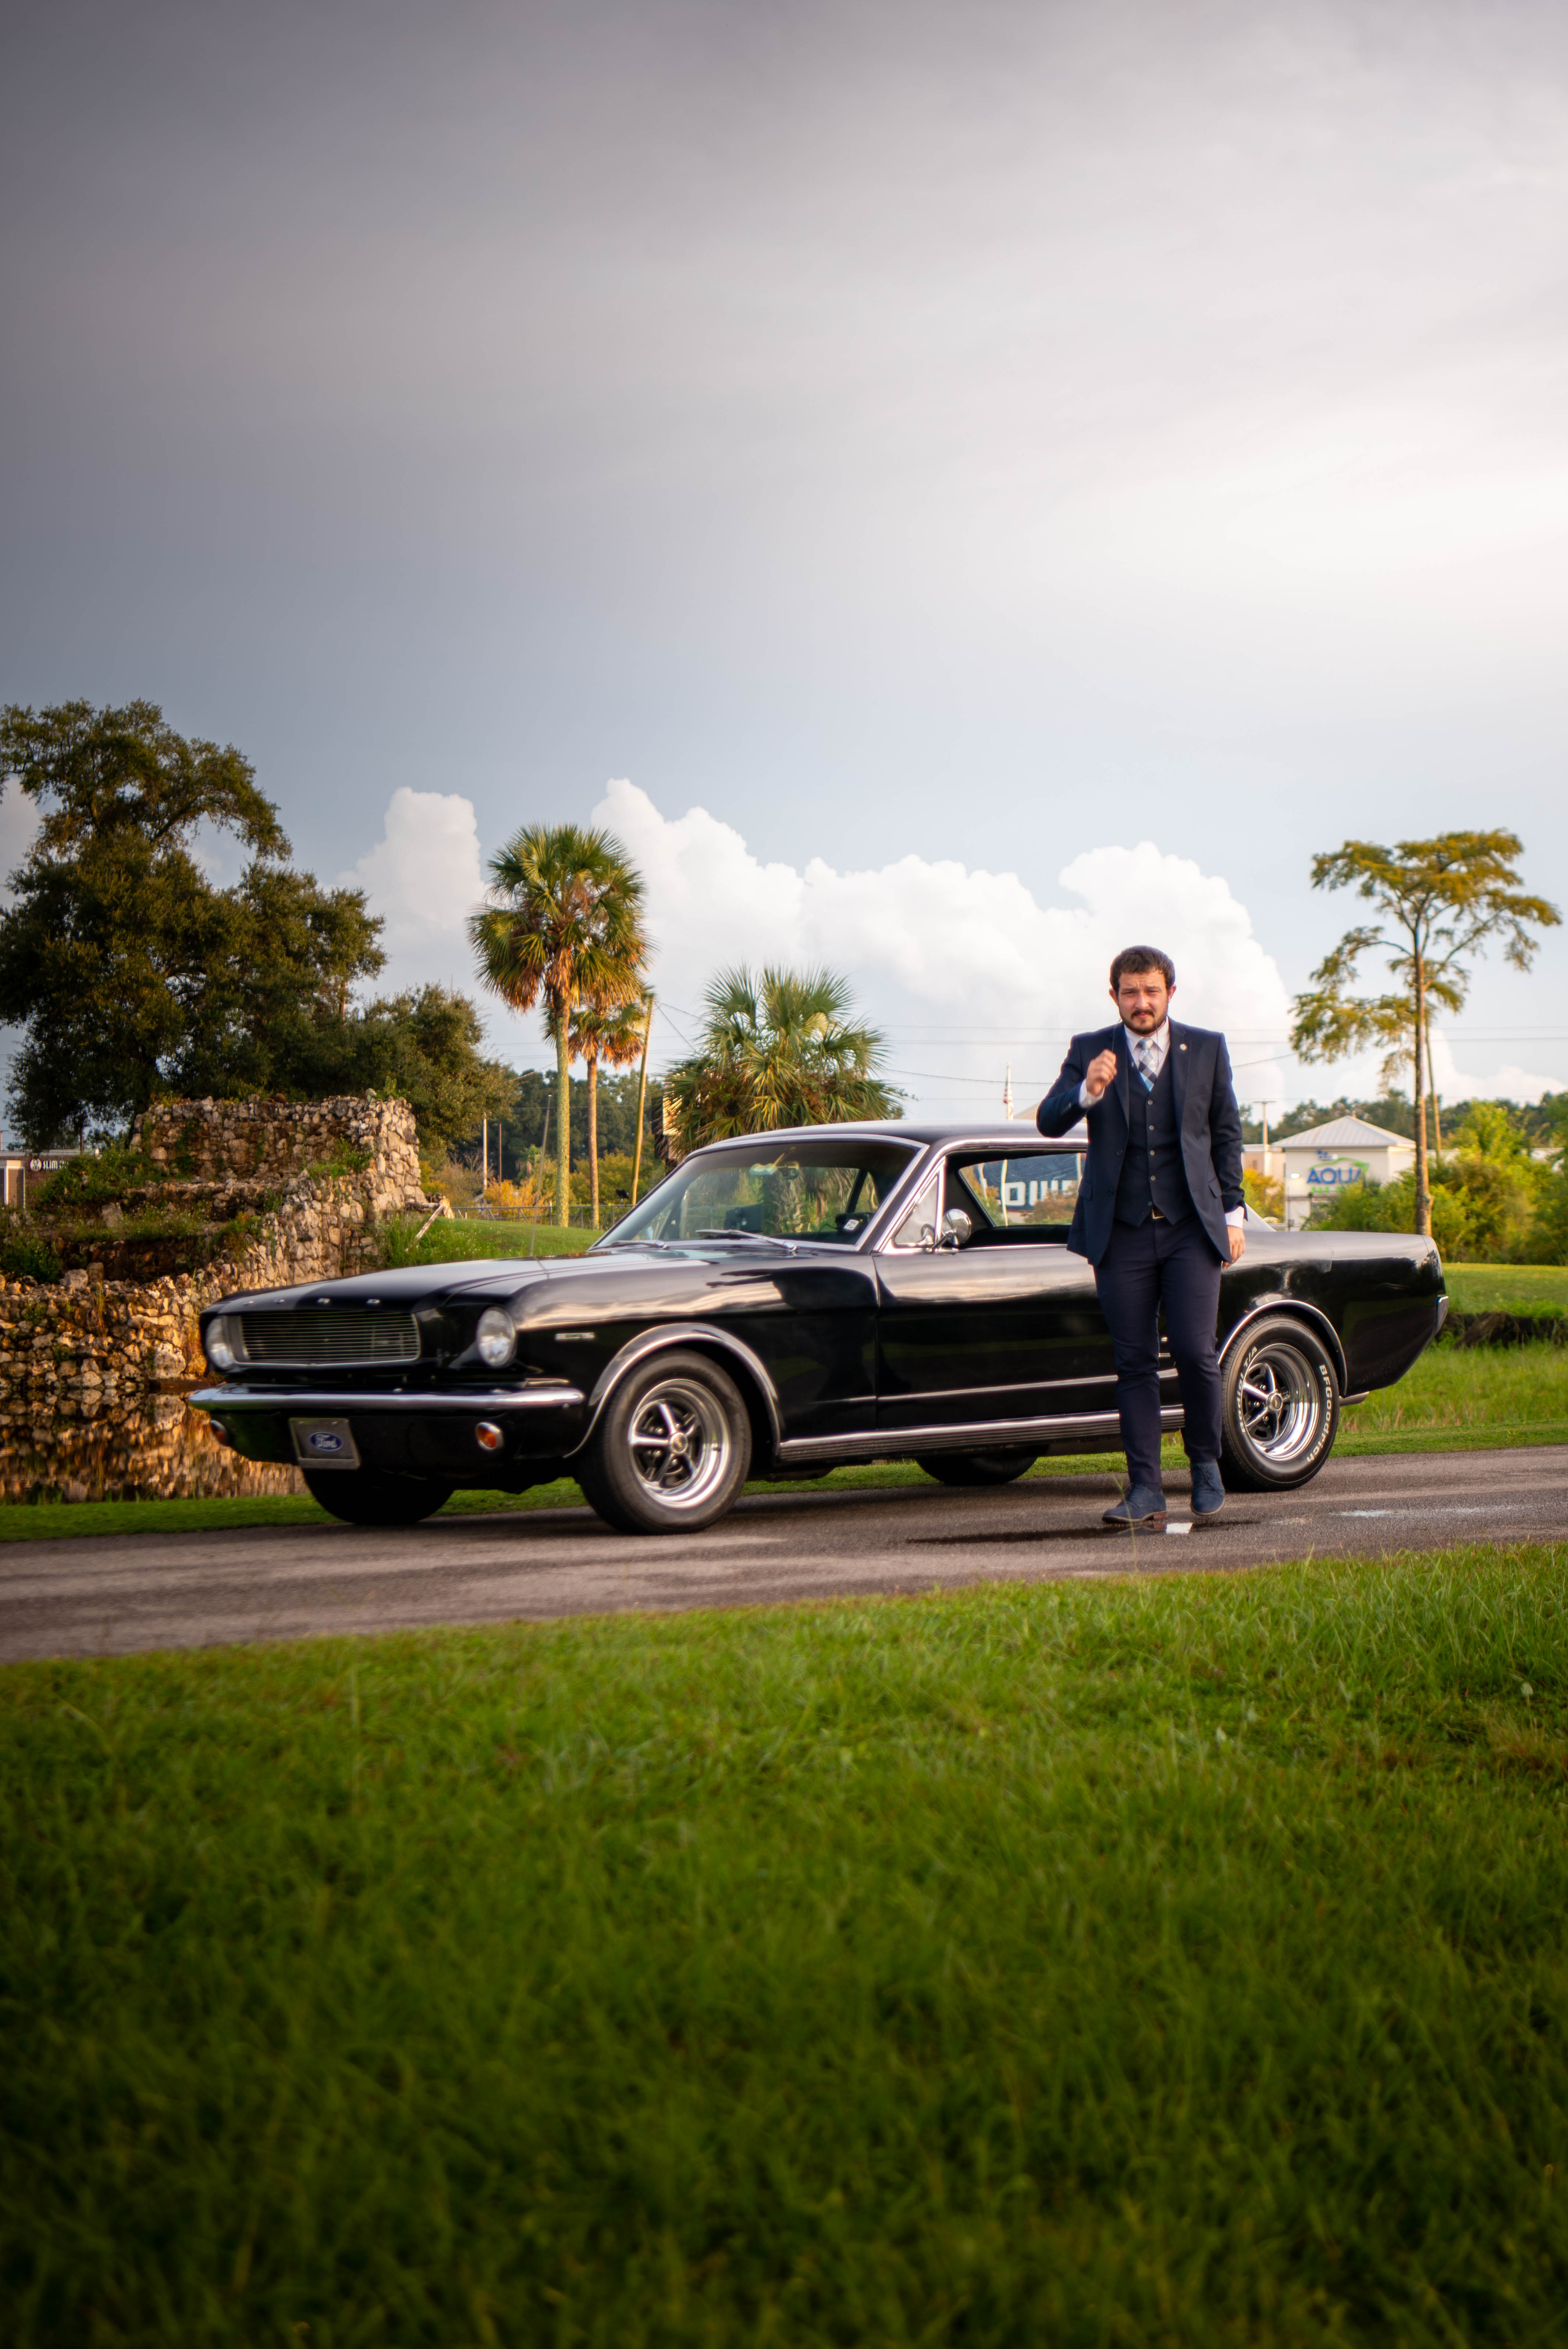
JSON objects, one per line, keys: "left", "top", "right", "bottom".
{"left": 1035, "top": 945, "right": 1245, "bottom": 1528}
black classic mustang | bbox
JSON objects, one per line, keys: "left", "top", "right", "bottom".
{"left": 191, "top": 1123, "right": 1448, "bottom": 1534}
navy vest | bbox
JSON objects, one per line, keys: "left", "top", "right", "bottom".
{"left": 1114, "top": 1043, "right": 1195, "bottom": 1228}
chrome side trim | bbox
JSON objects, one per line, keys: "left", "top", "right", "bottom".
{"left": 1436, "top": 1294, "right": 1450, "bottom": 1330}
{"left": 1217, "top": 1297, "right": 1348, "bottom": 1391}
{"left": 189, "top": 1385, "right": 584, "bottom": 1415}
{"left": 777, "top": 1405, "right": 1184, "bottom": 1468}
{"left": 572, "top": 1324, "right": 785, "bottom": 1457}
{"left": 1341, "top": 1391, "right": 1370, "bottom": 1407}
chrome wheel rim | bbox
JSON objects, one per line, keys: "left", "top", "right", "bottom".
{"left": 625, "top": 1378, "right": 732, "bottom": 1512}
{"left": 1235, "top": 1341, "right": 1324, "bottom": 1467}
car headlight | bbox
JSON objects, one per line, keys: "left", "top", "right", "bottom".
{"left": 205, "top": 1315, "right": 236, "bottom": 1371}
{"left": 474, "top": 1306, "right": 516, "bottom": 1368}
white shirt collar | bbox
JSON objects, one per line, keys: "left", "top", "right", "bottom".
{"left": 1124, "top": 1017, "right": 1170, "bottom": 1062}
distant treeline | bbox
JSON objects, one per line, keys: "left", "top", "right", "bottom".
{"left": 451, "top": 1071, "right": 665, "bottom": 1178}
{"left": 1244, "top": 1093, "right": 1567, "bottom": 1146}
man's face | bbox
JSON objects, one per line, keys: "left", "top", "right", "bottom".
{"left": 1112, "top": 966, "right": 1171, "bottom": 1031}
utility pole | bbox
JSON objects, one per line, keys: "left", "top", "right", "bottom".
{"left": 630, "top": 994, "right": 655, "bottom": 1204}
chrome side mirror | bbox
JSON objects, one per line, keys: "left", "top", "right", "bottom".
{"left": 938, "top": 1209, "right": 972, "bottom": 1250}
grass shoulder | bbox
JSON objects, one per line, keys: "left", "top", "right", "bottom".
{"left": 1444, "top": 1261, "right": 1568, "bottom": 1313}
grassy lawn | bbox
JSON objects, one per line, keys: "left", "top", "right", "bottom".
{"left": 4, "top": 1340, "right": 1564, "bottom": 1545}
{"left": 1445, "top": 1263, "right": 1568, "bottom": 1314}
{"left": 380, "top": 1217, "right": 602, "bottom": 1266}
{"left": 3, "top": 1546, "right": 1566, "bottom": 2344}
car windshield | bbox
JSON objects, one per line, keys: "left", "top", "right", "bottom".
{"left": 600, "top": 1136, "right": 919, "bottom": 1246}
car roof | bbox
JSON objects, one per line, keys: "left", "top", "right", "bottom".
{"left": 690, "top": 1121, "right": 1088, "bottom": 1150}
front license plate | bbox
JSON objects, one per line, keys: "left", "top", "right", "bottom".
{"left": 291, "top": 1416, "right": 360, "bottom": 1470}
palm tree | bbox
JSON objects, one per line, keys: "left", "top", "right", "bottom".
{"left": 567, "top": 986, "right": 650, "bottom": 1226}
{"left": 469, "top": 825, "right": 647, "bottom": 1226}
{"left": 662, "top": 965, "right": 899, "bottom": 1153}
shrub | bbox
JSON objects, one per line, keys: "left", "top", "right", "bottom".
{"left": 29, "top": 1147, "right": 161, "bottom": 1216}
{"left": 0, "top": 1221, "right": 61, "bottom": 1282}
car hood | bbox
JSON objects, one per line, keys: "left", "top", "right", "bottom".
{"left": 209, "top": 1241, "right": 845, "bottom": 1315}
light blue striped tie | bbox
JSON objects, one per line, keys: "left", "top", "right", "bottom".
{"left": 1133, "top": 1040, "right": 1157, "bottom": 1093}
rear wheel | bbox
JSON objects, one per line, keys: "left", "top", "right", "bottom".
{"left": 576, "top": 1350, "right": 752, "bottom": 1534}
{"left": 1219, "top": 1318, "right": 1339, "bottom": 1492}
{"left": 303, "top": 1469, "right": 454, "bottom": 1526}
{"left": 915, "top": 1447, "right": 1038, "bottom": 1488}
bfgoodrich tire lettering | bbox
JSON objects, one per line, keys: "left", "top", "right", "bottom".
{"left": 915, "top": 1448, "right": 1038, "bottom": 1488}
{"left": 1219, "top": 1317, "right": 1340, "bottom": 1492}
{"left": 302, "top": 1469, "right": 453, "bottom": 1526}
{"left": 577, "top": 1349, "right": 752, "bottom": 1534}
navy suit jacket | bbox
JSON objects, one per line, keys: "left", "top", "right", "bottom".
{"left": 1035, "top": 1020, "right": 1244, "bottom": 1266}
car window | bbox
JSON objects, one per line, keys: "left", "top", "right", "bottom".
{"left": 951, "top": 1152, "right": 1085, "bottom": 1229}
{"left": 606, "top": 1136, "right": 919, "bottom": 1244}
{"left": 887, "top": 1172, "right": 940, "bottom": 1250}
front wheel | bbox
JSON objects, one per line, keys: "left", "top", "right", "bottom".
{"left": 915, "top": 1448, "right": 1038, "bottom": 1488}
{"left": 303, "top": 1469, "right": 454, "bottom": 1526}
{"left": 1219, "top": 1318, "right": 1339, "bottom": 1492}
{"left": 576, "top": 1350, "right": 752, "bottom": 1534}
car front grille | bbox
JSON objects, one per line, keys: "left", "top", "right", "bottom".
{"left": 237, "top": 1310, "right": 422, "bottom": 1369}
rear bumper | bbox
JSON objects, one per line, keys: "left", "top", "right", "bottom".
{"left": 189, "top": 1383, "right": 587, "bottom": 1478}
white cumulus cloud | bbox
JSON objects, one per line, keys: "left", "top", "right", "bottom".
{"left": 343, "top": 787, "right": 486, "bottom": 994}
{"left": 593, "top": 779, "right": 1294, "bottom": 1117}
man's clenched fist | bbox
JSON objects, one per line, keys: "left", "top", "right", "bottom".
{"left": 1083, "top": 1047, "right": 1119, "bottom": 1101}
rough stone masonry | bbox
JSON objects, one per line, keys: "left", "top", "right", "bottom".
{"left": 0, "top": 1096, "right": 431, "bottom": 1404}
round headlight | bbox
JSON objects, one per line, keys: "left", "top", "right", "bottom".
{"left": 475, "top": 1306, "right": 516, "bottom": 1368}
{"left": 205, "top": 1315, "right": 236, "bottom": 1371}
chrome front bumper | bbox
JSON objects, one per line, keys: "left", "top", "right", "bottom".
{"left": 189, "top": 1385, "right": 585, "bottom": 1415}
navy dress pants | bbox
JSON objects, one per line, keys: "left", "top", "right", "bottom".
{"left": 1093, "top": 1214, "right": 1224, "bottom": 1489}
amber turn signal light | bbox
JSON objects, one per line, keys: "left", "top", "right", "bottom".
{"left": 474, "top": 1421, "right": 505, "bottom": 1453}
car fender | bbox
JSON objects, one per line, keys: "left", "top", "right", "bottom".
{"left": 1219, "top": 1294, "right": 1348, "bottom": 1393}
{"left": 570, "top": 1323, "right": 785, "bottom": 1461}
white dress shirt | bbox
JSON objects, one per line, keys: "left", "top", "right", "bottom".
{"left": 1078, "top": 1019, "right": 1245, "bottom": 1227}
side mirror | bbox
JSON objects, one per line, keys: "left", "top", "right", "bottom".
{"left": 939, "top": 1209, "right": 973, "bottom": 1250}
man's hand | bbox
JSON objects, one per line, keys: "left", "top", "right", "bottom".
{"left": 1083, "top": 1047, "right": 1119, "bottom": 1101}
{"left": 1228, "top": 1226, "right": 1247, "bottom": 1264}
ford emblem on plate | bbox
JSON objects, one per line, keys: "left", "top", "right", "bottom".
{"left": 290, "top": 1416, "right": 360, "bottom": 1470}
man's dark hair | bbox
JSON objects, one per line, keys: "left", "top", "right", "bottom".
{"left": 1109, "top": 945, "right": 1176, "bottom": 992}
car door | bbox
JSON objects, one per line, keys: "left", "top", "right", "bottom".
{"left": 874, "top": 1148, "right": 1119, "bottom": 1435}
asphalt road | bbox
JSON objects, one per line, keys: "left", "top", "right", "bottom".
{"left": 4, "top": 1446, "right": 1566, "bottom": 1663}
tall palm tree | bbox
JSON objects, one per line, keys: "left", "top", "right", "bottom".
{"left": 469, "top": 825, "right": 647, "bottom": 1225}
{"left": 662, "top": 965, "right": 899, "bottom": 1154}
{"left": 567, "top": 986, "right": 650, "bottom": 1226}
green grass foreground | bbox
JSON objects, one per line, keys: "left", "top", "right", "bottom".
{"left": 4, "top": 1341, "right": 1565, "bottom": 1544}
{"left": 3, "top": 1548, "right": 1566, "bottom": 2344}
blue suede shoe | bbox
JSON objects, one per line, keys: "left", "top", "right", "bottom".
{"left": 1103, "top": 1484, "right": 1167, "bottom": 1530}
{"left": 1190, "top": 1459, "right": 1226, "bottom": 1518}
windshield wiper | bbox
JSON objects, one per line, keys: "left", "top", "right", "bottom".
{"left": 692, "top": 1229, "right": 800, "bottom": 1252}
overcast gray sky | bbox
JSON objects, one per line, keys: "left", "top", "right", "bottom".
{"left": 4, "top": 0, "right": 1566, "bottom": 1115}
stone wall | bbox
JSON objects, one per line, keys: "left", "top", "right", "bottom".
{"left": 130, "top": 1093, "right": 423, "bottom": 1200}
{"left": 1, "top": 1388, "right": 306, "bottom": 1504}
{"left": 1, "top": 1096, "right": 431, "bottom": 1403}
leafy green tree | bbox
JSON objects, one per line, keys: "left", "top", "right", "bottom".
{"left": 469, "top": 825, "right": 647, "bottom": 1225}
{"left": 167, "top": 863, "right": 387, "bottom": 1104}
{"left": 0, "top": 700, "right": 385, "bottom": 1140}
{"left": 348, "top": 987, "right": 516, "bottom": 1161}
{"left": 1290, "top": 833, "right": 1559, "bottom": 1237}
{"left": 662, "top": 965, "right": 899, "bottom": 1153}
{"left": 1523, "top": 1097, "right": 1568, "bottom": 1265}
